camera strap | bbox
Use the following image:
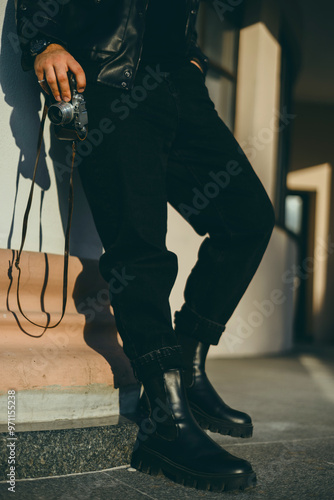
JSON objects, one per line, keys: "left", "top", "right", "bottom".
{"left": 14, "top": 99, "right": 77, "bottom": 335}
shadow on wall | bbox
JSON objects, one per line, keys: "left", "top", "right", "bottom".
{"left": 1, "top": 2, "right": 139, "bottom": 416}
{"left": 0, "top": 1, "right": 102, "bottom": 259}
{"left": 0, "top": 2, "right": 50, "bottom": 250}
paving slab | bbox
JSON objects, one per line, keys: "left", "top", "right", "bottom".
{"left": 0, "top": 349, "right": 333, "bottom": 499}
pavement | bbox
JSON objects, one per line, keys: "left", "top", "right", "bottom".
{"left": 0, "top": 345, "right": 333, "bottom": 499}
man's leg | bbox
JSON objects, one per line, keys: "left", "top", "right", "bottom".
{"left": 76, "top": 68, "right": 257, "bottom": 491}
{"left": 165, "top": 61, "right": 275, "bottom": 435}
{"left": 77, "top": 70, "right": 182, "bottom": 377}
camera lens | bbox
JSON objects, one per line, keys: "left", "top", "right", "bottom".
{"left": 48, "top": 102, "right": 74, "bottom": 125}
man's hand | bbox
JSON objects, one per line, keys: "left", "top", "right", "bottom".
{"left": 34, "top": 43, "right": 86, "bottom": 102}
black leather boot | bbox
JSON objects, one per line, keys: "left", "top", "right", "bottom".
{"left": 178, "top": 333, "right": 253, "bottom": 438}
{"left": 131, "top": 368, "right": 256, "bottom": 492}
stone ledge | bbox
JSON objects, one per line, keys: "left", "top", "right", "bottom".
{"left": 0, "top": 248, "right": 138, "bottom": 425}
{"left": 0, "top": 416, "right": 138, "bottom": 480}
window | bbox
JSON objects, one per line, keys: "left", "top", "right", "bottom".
{"left": 197, "top": 0, "right": 241, "bottom": 131}
{"left": 285, "top": 194, "right": 304, "bottom": 235}
{"left": 275, "top": 34, "right": 295, "bottom": 224}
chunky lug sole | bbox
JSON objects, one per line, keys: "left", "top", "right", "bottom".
{"left": 190, "top": 404, "right": 254, "bottom": 438}
{"left": 131, "top": 446, "right": 256, "bottom": 492}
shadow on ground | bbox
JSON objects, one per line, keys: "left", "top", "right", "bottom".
{"left": 1, "top": 346, "right": 333, "bottom": 499}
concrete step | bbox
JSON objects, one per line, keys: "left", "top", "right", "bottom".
{"left": 0, "top": 415, "right": 138, "bottom": 481}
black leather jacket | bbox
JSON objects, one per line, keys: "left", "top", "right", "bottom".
{"left": 15, "top": 0, "right": 209, "bottom": 90}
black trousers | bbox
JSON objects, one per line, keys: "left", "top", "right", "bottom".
{"left": 77, "top": 61, "right": 275, "bottom": 381}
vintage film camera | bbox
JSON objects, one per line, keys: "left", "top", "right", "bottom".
{"left": 45, "top": 72, "right": 88, "bottom": 141}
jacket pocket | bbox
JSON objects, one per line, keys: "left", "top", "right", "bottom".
{"left": 66, "top": 0, "right": 133, "bottom": 60}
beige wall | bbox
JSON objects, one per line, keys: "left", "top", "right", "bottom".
{"left": 215, "top": 22, "right": 297, "bottom": 355}
{"left": 287, "top": 164, "right": 333, "bottom": 341}
{"left": 289, "top": 101, "right": 334, "bottom": 341}
{"left": 0, "top": 8, "right": 299, "bottom": 424}
{"left": 170, "top": 22, "right": 298, "bottom": 357}
{"left": 290, "top": 102, "right": 334, "bottom": 171}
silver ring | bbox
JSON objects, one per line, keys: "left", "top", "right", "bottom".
{"left": 38, "top": 79, "right": 46, "bottom": 84}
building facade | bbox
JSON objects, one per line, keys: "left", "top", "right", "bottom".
{"left": 2, "top": 0, "right": 328, "bottom": 426}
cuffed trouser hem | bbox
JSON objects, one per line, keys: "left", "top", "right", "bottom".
{"left": 130, "top": 345, "right": 183, "bottom": 382}
{"left": 173, "top": 303, "right": 226, "bottom": 346}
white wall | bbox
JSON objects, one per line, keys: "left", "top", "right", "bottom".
{"left": 1, "top": 5, "right": 296, "bottom": 357}
{"left": 0, "top": 1, "right": 102, "bottom": 260}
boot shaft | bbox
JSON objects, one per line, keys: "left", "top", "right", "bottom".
{"left": 140, "top": 369, "right": 195, "bottom": 439}
{"left": 177, "top": 333, "right": 210, "bottom": 386}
